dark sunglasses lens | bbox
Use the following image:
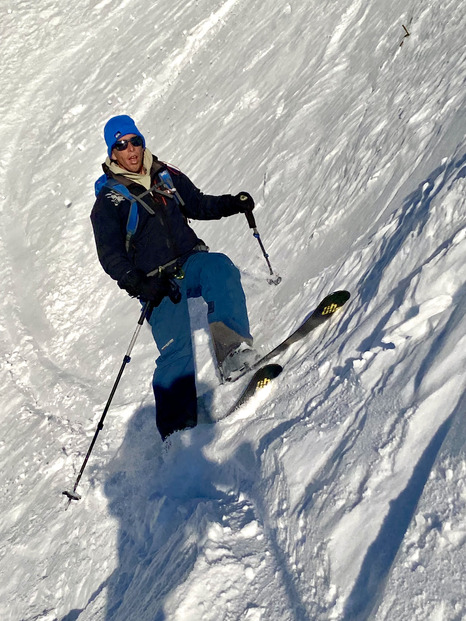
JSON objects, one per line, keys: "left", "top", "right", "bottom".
{"left": 130, "top": 136, "right": 143, "bottom": 147}
{"left": 113, "top": 136, "right": 143, "bottom": 151}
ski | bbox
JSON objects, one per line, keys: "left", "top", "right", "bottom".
{"left": 230, "top": 289, "right": 351, "bottom": 379}
{"left": 223, "top": 290, "right": 350, "bottom": 416}
{"left": 254, "top": 289, "right": 350, "bottom": 367}
{"left": 221, "top": 363, "right": 284, "bottom": 418}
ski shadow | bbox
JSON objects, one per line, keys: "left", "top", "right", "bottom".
{"left": 341, "top": 289, "right": 466, "bottom": 620}
{"left": 342, "top": 402, "right": 460, "bottom": 621}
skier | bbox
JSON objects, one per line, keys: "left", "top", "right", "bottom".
{"left": 91, "top": 115, "right": 258, "bottom": 440}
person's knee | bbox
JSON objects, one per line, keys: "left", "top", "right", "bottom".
{"left": 212, "top": 252, "right": 236, "bottom": 270}
{"left": 207, "top": 253, "right": 241, "bottom": 283}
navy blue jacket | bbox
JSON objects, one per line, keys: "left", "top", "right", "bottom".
{"left": 90, "top": 159, "right": 242, "bottom": 283}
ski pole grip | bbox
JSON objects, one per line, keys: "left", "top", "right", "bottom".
{"left": 139, "top": 300, "right": 153, "bottom": 324}
{"left": 244, "top": 209, "right": 257, "bottom": 229}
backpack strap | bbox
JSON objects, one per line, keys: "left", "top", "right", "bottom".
{"left": 158, "top": 168, "right": 185, "bottom": 207}
{"left": 95, "top": 176, "right": 143, "bottom": 251}
{"left": 94, "top": 167, "right": 184, "bottom": 252}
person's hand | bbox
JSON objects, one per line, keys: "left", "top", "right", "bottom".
{"left": 138, "top": 275, "right": 171, "bottom": 306}
{"left": 234, "top": 192, "right": 255, "bottom": 213}
{"left": 118, "top": 269, "right": 181, "bottom": 306}
{"left": 117, "top": 269, "right": 145, "bottom": 297}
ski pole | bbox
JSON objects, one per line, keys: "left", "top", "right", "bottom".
{"left": 62, "top": 300, "right": 153, "bottom": 507}
{"left": 241, "top": 198, "right": 281, "bottom": 285}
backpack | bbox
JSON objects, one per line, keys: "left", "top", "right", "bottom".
{"left": 94, "top": 168, "right": 182, "bottom": 252}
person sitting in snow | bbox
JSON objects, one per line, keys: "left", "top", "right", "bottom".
{"left": 91, "top": 115, "right": 258, "bottom": 440}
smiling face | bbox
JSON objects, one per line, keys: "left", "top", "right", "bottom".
{"left": 111, "top": 133, "right": 145, "bottom": 173}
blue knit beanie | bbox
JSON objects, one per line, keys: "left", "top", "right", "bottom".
{"left": 104, "top": 115, "right": 145, "bottom": 157}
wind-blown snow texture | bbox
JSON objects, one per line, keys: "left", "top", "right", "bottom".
{"left": 1, "top": 1, "right": 465, "bottom": 620}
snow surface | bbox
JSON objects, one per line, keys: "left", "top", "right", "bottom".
{"left": 1, "top": 0, "right": 465, "bottom": 619}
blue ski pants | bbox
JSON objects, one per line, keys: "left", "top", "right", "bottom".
{"left": 148, "top": 252, "right": 252, "bottom": 439}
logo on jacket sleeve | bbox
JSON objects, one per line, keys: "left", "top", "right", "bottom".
{"left": 105, "top": 190, "right": 126, "bottom": 206}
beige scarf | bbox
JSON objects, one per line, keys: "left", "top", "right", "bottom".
{"left": 106, "top": 148, "right": 154, "bottom": 190}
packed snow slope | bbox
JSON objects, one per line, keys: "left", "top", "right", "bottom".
{"left": 1, "top": 0, "right": 465, "bottom": 620}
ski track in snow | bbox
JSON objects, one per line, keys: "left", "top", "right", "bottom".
{"left": 1, "top": 0, "right": 466, "bottom": 620}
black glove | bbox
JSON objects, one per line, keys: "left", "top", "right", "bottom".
{"left": 118, "top": 269, "right": 180, "bottom": 306}
{"left": 117, "top": 269, "right": 145, "bottom": 297}
{"left": 138, "top": 275, "right": 171, "bottom": 306}
{"left": 234, "top": 192, "right": 255, "bottom": 213}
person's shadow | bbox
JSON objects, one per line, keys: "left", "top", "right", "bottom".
{"left": 61, "top": 397, "right": 233, "bottom": 621}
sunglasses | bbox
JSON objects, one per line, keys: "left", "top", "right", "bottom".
{"left": 112, "top": 135, "right": 144, "bottom": 151}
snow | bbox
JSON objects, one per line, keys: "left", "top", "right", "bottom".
{"left": 1, "top": 0, "right": 465, "bottom": 619}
